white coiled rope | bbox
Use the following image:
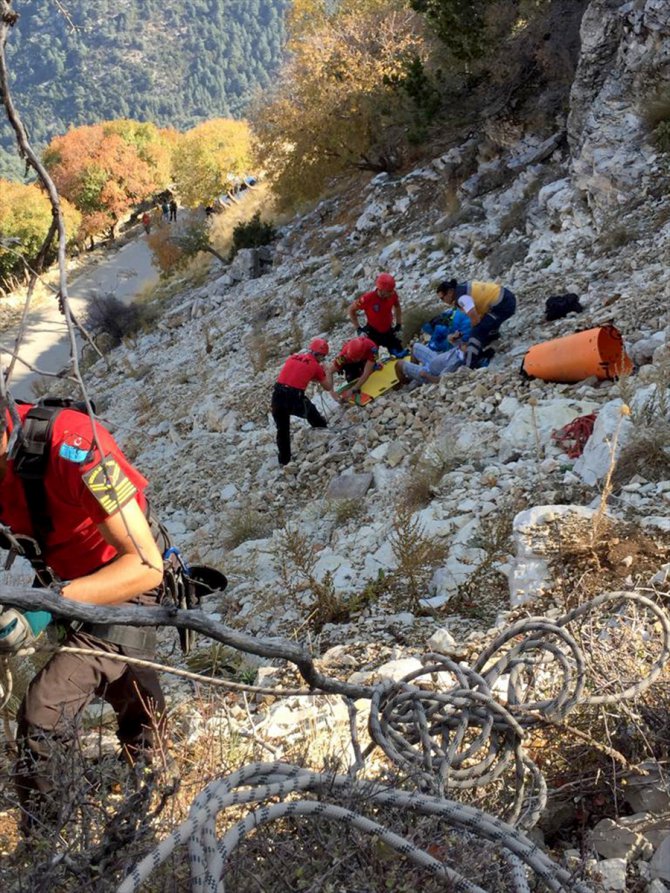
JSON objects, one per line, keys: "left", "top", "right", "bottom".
{"left": 118, "top": 762, "right": 594, "bottom": 893}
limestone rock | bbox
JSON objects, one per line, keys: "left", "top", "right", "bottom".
{"left": 326, "top": 472, "right": 374, "bottom": 500}
{"left": 499, "top": 398, "right": 599, "bottom": 461}
{"left": 625, "top": 763, "right": 670, "bottom": 815}
{"left": 595, "top": 858, "right": 626, "bottom": 892}
{"left": 374, "top": 657, "right": 423, "bottom": 682}
{"left": 573, "top": 399, "right": 633, "bottom": 485}
{"left": 590, "top": 817, "right": 653, "bottom": 860}
{"left": 508, "top": 505, "right": 597, "bottom": 606}
{"left": 652, "top": 838, "right": 670, "bottom": 883}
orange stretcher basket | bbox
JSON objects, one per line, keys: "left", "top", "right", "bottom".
{"left": 522, "top": 325, "right": 633, "bottom": 383}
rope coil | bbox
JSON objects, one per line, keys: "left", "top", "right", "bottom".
{"left": 114, "top": 589, "right": 670, "bottom": 892}
{"left": 118, "top": 762, "right": 594, "bottom": 893}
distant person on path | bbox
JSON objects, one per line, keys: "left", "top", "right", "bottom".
{"left": 348, "top": 273, "right": 407, "bottom": 358}
{"left": 141, "top": 212, "right": 151, "bottom": 235}
{"left": 161, "top": 200, "right": 170, "bottom": 222}
{"left": 169, "top": 199, "right": 177, "bottom": 222}
{"left": 436, "top": 278, "right": 517, "bottom": 368}
{"left": 329, "top": 335, "right": 380, "bottom": 399}
{"left": 271, "top": 339, "right": 333, "bottom": 466}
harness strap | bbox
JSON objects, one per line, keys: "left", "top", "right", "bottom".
{"left": 79, "top": 622, "right": 157, "bottom": 653}
{"left": 13, "top": 405, "right": 60, "bottom": 546}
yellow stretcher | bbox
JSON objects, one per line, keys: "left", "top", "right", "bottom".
{"left": 337, "top": 359, "right": 400, "bottom": 406}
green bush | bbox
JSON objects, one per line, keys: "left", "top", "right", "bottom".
{"left": 230, "top": 211, "right": 276, "bottom": 257}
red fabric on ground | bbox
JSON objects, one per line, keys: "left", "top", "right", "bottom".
{"left": 551, "top": 413, "right": 597, "bottom": 458}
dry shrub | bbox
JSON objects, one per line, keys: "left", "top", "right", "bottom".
{"left": 331, "top": 498, "right": 365, "bottom": 526}
{"left": 319, "top": 299, "right": 348, "bottom": 334}
{"left": 548, "top": 515, "right": 669, "bottom": 612}
{"left": 598, "top": 224, "right": 635, "bottom": 252}
{"left": 498, "top": 198, "right": 528, "bottom": 236}
{"left": 288, "top": 314, "right": 304, "bottom": 353}
{"left": 0, "top": 686, "right": 284, "bottom": 891}
{"left": 246, "top": 327, "right": 280, "bottom": 374}
{"left": 614, "top": 374, "right": 670, "bottom": 486}
{"left": 401, "top": 453, "right": 456, "bottom": 512}
{"left": 0, "top": 711, "right": 178, "bottom": 892}
{"left": 401, "top": 303, "right": 437, "bottom": 342}
{"left": 223, "top": 788, "right": 512, "bottom": 893}
{"left": 487, "top": 239, "right": 528, "bottom": 277}
{"left": 447, "top": 503, "right": 518, "bottom": 624}
{"left": 224, "top": 507, "right": 274, "bottom": 550}
{"left": 643, "top": 88, "right": 670, "bottom": 132}
{"left": 389, "top": 503, "right": 447, "bottom": 613}
{"left": 274, "top": 525, "right": 349, "bottom": 632}
{"left": 613, "top": 426, "right": 670, "bottom": 486}
{"left": 84, "top": 294, "right": 160, "bottom": 348}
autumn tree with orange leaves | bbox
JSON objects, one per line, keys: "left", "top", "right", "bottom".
{"left": 43, "top": 120, "right": 175, "bottom": 242}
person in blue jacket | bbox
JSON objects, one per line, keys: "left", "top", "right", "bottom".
{"left": 397, "top": 307, "right": 472, "bottom": 384}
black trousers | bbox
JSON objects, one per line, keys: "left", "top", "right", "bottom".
{"left": 271, "top": 383, "right": 327, "bottom": 465}
{"left": 362, "top": 324, "right": 403, "bottom": 354}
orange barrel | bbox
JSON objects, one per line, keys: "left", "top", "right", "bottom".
{"left": 522, "top": 325, "right": 633, "bottom": 382}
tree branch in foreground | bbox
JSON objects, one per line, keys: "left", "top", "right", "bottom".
{"left": 0, "top": 585, "right": 374, "bottom": 700}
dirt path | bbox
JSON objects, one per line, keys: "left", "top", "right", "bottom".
{"left": 1, "top": 232, "right": 159, "bottom": 400}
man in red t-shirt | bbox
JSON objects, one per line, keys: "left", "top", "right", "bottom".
{"left": 0, "top": 402, "right": 166, "bottom": 834}
{"left": 348, "top": 272, "right": 406, "bottom": 357}
{"left": 271, "top": 338, "right": 333, "bottom": 466}
{"left": 330, "top": 336, "right": 380, "bottom": 396}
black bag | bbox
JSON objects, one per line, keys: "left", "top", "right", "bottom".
{"left": 545, "top": 293, "right": 583, "bottom": 321}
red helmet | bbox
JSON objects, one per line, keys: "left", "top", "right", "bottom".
{"left": 375, "top": 273, "right": 395, "bottom": 292}
{"left": 309, "top": 338, "right": 329, "bottom": 356}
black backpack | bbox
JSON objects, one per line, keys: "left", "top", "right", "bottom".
{"left": 545, "top": 293, "right": 583, "bottom": 321}
{"left": 7, "top": 398, "right": 227, "bottom": 654}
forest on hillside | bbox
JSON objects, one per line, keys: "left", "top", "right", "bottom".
{"left": 0, "top": 0, "right": 288, "bottom": 179}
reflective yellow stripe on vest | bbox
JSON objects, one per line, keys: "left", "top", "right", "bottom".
{"left": 470, "top": 281, "right": 502, "bottom": 315}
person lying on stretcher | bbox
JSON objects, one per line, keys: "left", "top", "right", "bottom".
{"left": 397, "top": 307, "right": 472, "bottom": 385}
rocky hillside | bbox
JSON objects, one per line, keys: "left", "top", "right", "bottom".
{"left": 8, "top": 0, "right": 670, "bottom": 888}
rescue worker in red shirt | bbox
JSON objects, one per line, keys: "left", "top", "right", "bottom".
{"left": 271, "top": 338, "right": 333, "bottom": 466}
{"left": 348, "top": 272, "right": 407, "bottom": 357}
{"left": 329, "top": 335, "right": 380, "bottom": 398}
{"left": 0, "top": 401, "right": 166, "bottom": 835}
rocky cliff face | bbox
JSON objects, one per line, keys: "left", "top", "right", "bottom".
{"left": 568, "top": 0, "right": 670, "bottom": 224}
